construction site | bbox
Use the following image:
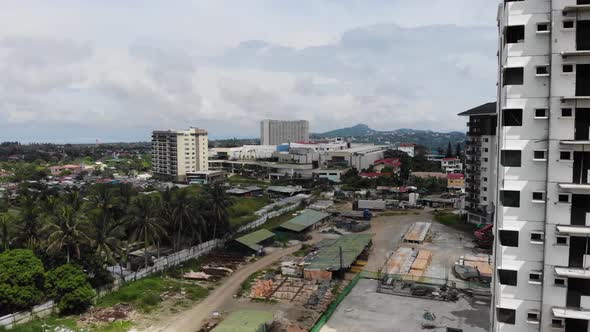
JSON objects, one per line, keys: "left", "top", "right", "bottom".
{"left": 317, "top": 208, "right": 492, "bottom": 332}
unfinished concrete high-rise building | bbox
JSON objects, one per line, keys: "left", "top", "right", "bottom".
{"left": 493, "top": 0, "right": 590, "bottom": 331}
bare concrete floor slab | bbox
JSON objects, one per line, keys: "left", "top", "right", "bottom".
{"left": 320, "top": 279, "right": 490, "bottom": 332}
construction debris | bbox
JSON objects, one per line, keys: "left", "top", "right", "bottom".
{"left": 79, "top": 304, "right": 133, "bottom": 325}
{"left": 251, "top": 279, "right": 274, "bottom": 298}
{"left": 183, "top": 271, "right": 212, "bottom": 280}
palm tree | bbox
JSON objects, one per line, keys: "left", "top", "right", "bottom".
{"left": 171, "top": 189, "right": 196, "bottom": 251}
{"left": 205, "top": 183, "right": 233, "bottom": 239}
{"left": 44, "top": 205, "right": 89, "bottom": 263}
{"left": 63, "top": 187, "right": 83, "bottom": 212}
{"left": 0, "top": 213, "right": 13, "bottom": 251}
{"left": 126, "top": 196, "right": 167, "bottom": 268}
{"left": 18, "top": 194, "right": 42, "bottom": 250}
{"left": 88, "top": 184, "right": 123, "bottom": 265}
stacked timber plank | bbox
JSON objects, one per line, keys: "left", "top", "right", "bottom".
{"left": 404, "top": 250, "right": 432, "bottom": 281}
{"left": 402, "top": 222, "right": 432, "bottom": 244}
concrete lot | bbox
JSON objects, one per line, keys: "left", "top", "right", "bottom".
{"left": 321, "top": 279, "right": 489, "bottom": 332}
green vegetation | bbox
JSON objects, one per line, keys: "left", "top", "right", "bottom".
{"left": 0, "top": 179, "right": 235, "bottom": 321}
{"left": 1, "top": 316, "right": 133, "bottom": 332}
{"left": 97, "top": 277, "right": 208, "bottom": 312}
{"left": 229, "top": 196, "right": 270, "bottom": 227}
{"left": 433, "top": 212, "right": 477, "bottom": 233}
{"left": 0, "top": 249, "right": 46, "bottom": 315}
{"left": 0, "top": 316, "right": 78, "bottom": 332}
{"left": 238, "top": 271, "right": 265, "bottom": 297}
{"left": 45, "top": 264, "right": 95, "bottom": 314}
{"left": 227, "top": 175, "right": 268, "bottom": 186}
{"left": 379, "top": 211, "right": 421, "bottom": 216}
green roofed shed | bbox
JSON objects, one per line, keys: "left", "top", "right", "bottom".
{"left": 212, "top": 310, "right": 273, "bottom": 332}
{"left": 235, "top": 229, "right": 275, "bottom": 251}
{"left": 279, "top": 209, "right": 331, "bottom": 232}
{"left": 305, "top": 233, "right": 373, "bottom": 271}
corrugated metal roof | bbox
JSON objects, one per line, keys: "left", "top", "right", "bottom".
{"left": 212, "top": 310, "right": 273, "bottom": 332}
{"left": 235, "top": 229, "right": 275, "bottom": 251}
{"left": 305, "top": 233, "right": 373, "bottom": 271}
{"left": 279, "top": 209, "right": 331, "bottom": 232}
{"left": 457, "top": 102, "right": 497, "bottom": 116}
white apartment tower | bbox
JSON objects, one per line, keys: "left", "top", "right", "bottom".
{"left": 151, "top": 128, "right": 208, "bottom": 182}
{"left": 494, "top": 0, "right": 590, "bottom": 331}
{"left": 260, "top": 119, "right": 309, "bottom": 145}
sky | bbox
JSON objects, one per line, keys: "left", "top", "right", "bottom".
{"left": 0, "top": 0, "right": 499, "bottom": 143}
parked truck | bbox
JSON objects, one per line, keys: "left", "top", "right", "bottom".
{"left": 353, "top": 199, "right": 386, "bottom": 211}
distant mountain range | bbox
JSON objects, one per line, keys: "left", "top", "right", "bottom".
{"left": 312, "top": 124, "right": 466, "bottom": 149}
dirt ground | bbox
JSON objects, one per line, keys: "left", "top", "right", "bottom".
{"left": 137, "top": 205, "right": 482, "bottom": 332}
{"left": 140, "top": 245, "right": 302, "bottom": 332}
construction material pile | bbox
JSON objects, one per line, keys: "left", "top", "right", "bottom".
{"left": 251, "top": 279, "right": 274, "bottom": 298}
{"left": 79, "top": 304, "right": 133, "bottom": 325}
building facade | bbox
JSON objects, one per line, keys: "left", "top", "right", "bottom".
{"left": 152, "top": 128, "right": 208, "bottom": 182}
{"left": 494, "top": 1, "right": 590, "bottom": 331}
{"left": 459, "top": 102, "right": 498, "bottom": 225}
{"left": 260, "top": 119, "right": 309, "bottom": 145}
{"left": 441, "top": 157, "right": 464, "bottom": 173}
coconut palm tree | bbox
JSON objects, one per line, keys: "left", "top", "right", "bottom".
{"left": 126, "top": 196, "right": 167, "bottom": 268}
{"left": 0, "top": 213, "right": 14, "bottom": 251}
{"left": 87, "top": 184, "right": 123, "bottom": 265}
{"left": 18, "top": 193, "right": 43, "bottom": 250}
{"left": 44, "top": 205, "right": 89, "bottom": 263}
{"left": 205, "top": 183, "right": 233, "bottom": 239}
{"left": 171, "top": 189, "right": 196, "bottom": 251}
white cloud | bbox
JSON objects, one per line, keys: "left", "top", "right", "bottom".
{"left": 0, "top": 1, "right": 498, "bottom": 142}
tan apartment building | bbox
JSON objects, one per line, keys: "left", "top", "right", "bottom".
{"left": 151, "top": 127, "right": 208, "bottom": 182}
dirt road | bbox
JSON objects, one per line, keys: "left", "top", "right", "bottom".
{"left": 144, "top": 245, "right": 301, "bottom": 332}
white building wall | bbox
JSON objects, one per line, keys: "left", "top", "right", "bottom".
{"left": 496, "top": 0, "right": 590, "bottom": 331}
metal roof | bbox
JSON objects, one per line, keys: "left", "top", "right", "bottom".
{"left": 279, "top": 209, "right": 331, "bottom": 232}
{"left": 212, "top": 310, "right": 273, "bottom": 332}
{"left": 267, "top": 186, "right": 306, "bottom": 194}
{"left": 305, "top": 233, "right": 373, "bottom": 271}
{"left": 235, "top": 229, "right": 275, "bottom": 251}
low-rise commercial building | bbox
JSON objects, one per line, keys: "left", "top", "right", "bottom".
{"left": 396, "top": 143, "right": 416, "bottom": 157}
{"left": 326, "top": 145, "right": 389, "bottom": 171}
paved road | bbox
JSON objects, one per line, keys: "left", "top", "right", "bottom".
{"left": 145, "top": 245, "right": 301, "bottom": 332}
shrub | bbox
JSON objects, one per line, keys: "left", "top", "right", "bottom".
{"left": 46, "top": 264, "right": 95, "bottom": 314}
{"left": 57, "top": 285, "right": 95, "bottom": 314}
{"left": 0, "top": 249, "right": 45, "bottom": 315}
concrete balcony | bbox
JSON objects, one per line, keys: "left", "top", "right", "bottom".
{"left": 557, "top": 225, "right": 590, "bottom": 236}
{"left": 560, "top": 140, "right": 590, "bottom": 146}
{"left": 555, "top": 266, "right": 590, "bottom": 279}
{"left": 563, "top": 4, "right": 590, "bottom": 13}
{"left": 558, "top": 183, "right": 590, "bottom": 193}
{"left": 552, "top": 307, "right": 590, "bottom": 320}
{"left": 561, "top": 50, "right": 590, "bottom": 57}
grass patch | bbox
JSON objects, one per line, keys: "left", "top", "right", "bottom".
{"left": 379, "top": 211, "right": 420, "bottom": 216}
{"left": 96, "top": 277, "right": 208, "bottom": 312}
{"left": 229, "top": 196, "right": 271, "bottom": 227}
{"left": 238, "top": 271, "right": 265, "bottom": 297}
{"left": 433, "top": 212, "right": 477, "bottom": 233}
{"left": 166, "top": 257, "right": 205, "bottom": 278}
{"left": 1, "top": 316, "right": 78, "bottom": 332}
{"left": 227, "top": 175, "right": 268, "bottom": 186}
